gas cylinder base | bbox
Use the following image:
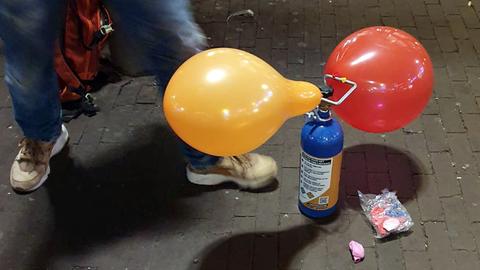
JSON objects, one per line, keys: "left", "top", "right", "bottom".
{"left": 298, "top": 203, "right": 338, "bottom": 219}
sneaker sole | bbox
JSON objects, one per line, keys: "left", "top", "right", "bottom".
{"left": 186, "top": 167, "right": 277, "bottom": 190}
{"left": 12, "top": 125, "right": 69, "bottom": 194}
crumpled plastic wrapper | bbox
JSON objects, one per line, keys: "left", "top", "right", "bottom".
{"left": 358, "top": 189, "right": 414, "bottom": 238}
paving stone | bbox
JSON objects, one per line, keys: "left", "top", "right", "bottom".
{"left": 388, "top": 154, "right": 415, "bottom": 198}
{"left": 452, "top": 82, "right": 479, "bottom": 113}
{"left": 422, "top": 40, "right": 445, "bottom": 67}
{"left": 401, "top": 199, "right": 427, "bottom": 251}
{"left": 471, "top": 223, "right": 480, "bottom": 253}
{"left": 280, "top": 168, "right": 300, "bottom": 214}
{"left": 272, "top": 49, "right": 288, "bottom": 75}
{"left": 252, "top": 233, "right": 278, "bottom": 270}
{"left": 447, "top": 133, "right": 478, "bottom": 175}
{"left": 430, "top": 152, "right": 462, "bottom": 197}
{"left": 384, "top": 130, "right": 407, "bottom": 152}
{"left": 288, "top": 38, "right": 304, "bottom": 64}
{"left": 441, "top": 196, "right": 476, "bottom": 250}
{"left": 325, "top": 215, "right": 353, "bottom": 270}
{"left": 321, "top": 37, "right": 338, "bottom": 57}
{"left": 400, "top": 26, "right": 419, "bottom": 39}
{"left": 435, "top": 27, "right": 457, "bottom": 52}
{"left": 345, "top": 213, "right": 376, "bottom": 248}
{"left": 239, "top": 22, "right": 256, "bottom": 48}
{"left": 256, "top": 15, "right": 273, "bottom": 39}
{"left": 288, "top": 16, "right": 304, "bottom": 39}
{"left": 320, "top": 15, "right": 336, "bottom": 38}
{"left": 460, "top": 7, "right": 480, "bottom": 28}
{"left": 353, "top": 247, "right": 377, "bottom": 270}
{"left": 365, "top": 146, "right": 389, "bottom": 173}
{"left": 380, "top": 0, "right": 395, "bottom": 16}
{"left": 404, "top": 251, "right": 431, "bottom": 270}
{"left": 427, "top": 4, "right": 449, "bottom": 26}
{"left": 376, "top": 238, "right": 405, "bottom": 270}
{"left": 415, "top": 16, "right": 435, "bottom": 39}
{"left": 405, "top": 134, "right": 433, "bottom": 174}
{"left": 454, "top": 251, "right": 480, "bottom": 270}
{"left": 447, "top": 15, "right": 469, "bottom": 40}
{"left": 255, "top": 146, "right": 282, "bottom": 231}
{"left": 463, "top": 113, "right": 480, "bottom": 152}
{"left": 342, "top": 122, "right": 367, "bottom": 149}
{"left": 320, "top": 0, "right": 334, "bottom": 15}
{"left": 433, "top": 67, "right": 454, "bottom": 97}
{"left": 468, "top": 29, "right": 480, "bottom": 53}
{"left": 349, "top": 1, "right": 366, "bottom": 31}
{"left": 457, "top": 174, "right": 480, "bottom": 222}
{"left": 282, "top": 128, "right": 301, "bottom": 168}
{"left": 304, "top": 24, "right": 321, "bottom": 50}
{"left": 301, "top": 231, "right": 328, "bottom": 270}
{"left": 255, "top": 38, "right": 272, "bottom": 62}
{"left": 437, "top": 98, "right": 465, "bottom": 132}
{"left": 287, "top": 63, "right": 304, "bottom": 80}
{"left": 466, "top": 67, "right": 480, "bottom": 97}
{"left": 403, "top": 117, "right": 424, "bottom": 133}
{"left": 304, "top": 51, "right": 323, "bottom": 77}
{"left": 365, "top": 7, "right": 382, "bottom": 27}
{"left": 278, "top": 214, "right": 308, "bottom": 269}
{"left": 233, "top": 189, "right": 258, "bottom": 217}
{"left": 424, "top": 222, "right": 456, "bottom": 270}
{"left": 394, "top": 0, "right": 415, "bottom": 26}
{"left": 415, "top": 174, "right": 445, "bottom": 221}
{"left": 228, "top": 217, "right": 255, "bottom": 270}
{"left": 382, "top": 16, "right": 399, "bottom": 27}
{"left": 440, "top": 0, "right": 459, "bottom": 15}
{"left": 445, "top": 53, "right": 467, "bottom": 81}
{"left": 421, "top": 115, "right": 449, "bottom": 152}
{"left": 457, "top": 39, "right": 480, "bottom": 67}
{"left": 272, "top": 24, "right": 288, "bottom": 49}
{"left": 367, "top": 172, "right": 390, "bottom": 194}
{"left": 335, "top": 7, "right": 352, "bottom": 39}
{"left": 407, "top": 0, "right": 428, "bottom": 16}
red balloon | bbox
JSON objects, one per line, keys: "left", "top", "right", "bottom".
{"left": 324, "top": 26, "right": 433, "bottom": 133}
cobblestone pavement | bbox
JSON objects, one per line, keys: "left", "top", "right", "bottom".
{"left": 1, "top": 0, "right": 480, "bottom": 269}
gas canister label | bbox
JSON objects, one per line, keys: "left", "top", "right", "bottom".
{"left": 299, "top": 151, "right": 333, "bottom": 208}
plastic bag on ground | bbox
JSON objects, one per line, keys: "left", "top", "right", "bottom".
{"left": 358, "top": 189, "right": 414, "bottom": 239}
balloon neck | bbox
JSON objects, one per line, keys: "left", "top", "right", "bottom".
{"left": 287, "top": 80, "right": 322, "bottom": 117}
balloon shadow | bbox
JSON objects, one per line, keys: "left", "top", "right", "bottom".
{"left": 339, "top": 144, "right": 424, "bottom": 211}
{"left": 187, "top": 224, "right": 325, "bottom": 270}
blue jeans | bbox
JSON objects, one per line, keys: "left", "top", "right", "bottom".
{"left": 0, "top": 0, "right": 219, "bottom": 168}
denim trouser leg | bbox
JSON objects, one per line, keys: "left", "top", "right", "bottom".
{"left": 0, "top": 1, "right": 63, "bottom": 141}
{"left": 105, "top": 0, "right": 220, "bottom": 168}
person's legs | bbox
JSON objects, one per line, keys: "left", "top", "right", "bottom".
{"left": 106, "top": 0, "right": 277, "bottom": 188}
{"left": 0, "top": 0, "right": 63, "bottom": 141}
{"left": 0, "top": 0, "right": 69, "bottom": 193}
{"left": 105, "top": 0, "right": 218, "bottom": 168}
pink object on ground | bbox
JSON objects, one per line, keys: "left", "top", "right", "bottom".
{"left": 348, "top": 240, "right": 365, "bottom": 263}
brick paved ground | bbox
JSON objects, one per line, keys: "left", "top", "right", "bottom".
{"left": 1, "top": 0, "right": 480, "bottom": 269}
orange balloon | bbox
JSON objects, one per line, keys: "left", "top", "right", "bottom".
{"left": 164, "top": 48, "right": 322, "bottom": 156}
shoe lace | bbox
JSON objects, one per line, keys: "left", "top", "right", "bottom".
{"left": 17, "top": 138, "right": 48, "bottom": 165}
{"left": 230, "top": 155, "right": 253, "bottom": 169}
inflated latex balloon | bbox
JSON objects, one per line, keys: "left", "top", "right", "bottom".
{"left": 324, "top": 26, "right": 433, "bottom": 133}
{"left": 164, "top": 48, "right": 322, "bottom": 156}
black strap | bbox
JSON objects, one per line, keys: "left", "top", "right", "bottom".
{"left": 69, "top": 0, "right": 111, "bottom": 50}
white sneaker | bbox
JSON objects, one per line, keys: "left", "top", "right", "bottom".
{"left": 10, "top": 125, "right": 69, "bottom": 193}
{"left": 186, "top": 153, "right": 278, "bottom": 190}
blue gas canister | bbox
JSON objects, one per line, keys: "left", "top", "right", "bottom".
{"left": 299, "top": 105, "right": 344, "bottom": 218}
